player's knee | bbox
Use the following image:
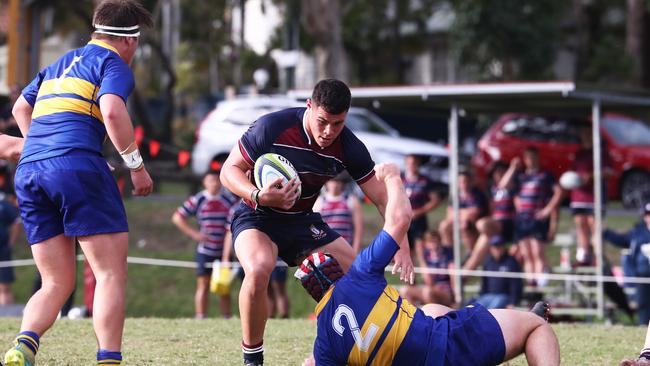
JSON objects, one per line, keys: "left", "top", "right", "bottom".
{"left": 244, "top": 264, "right": 274, "bottom": 291}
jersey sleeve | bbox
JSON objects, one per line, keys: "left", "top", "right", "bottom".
{"left": 352, "top": 230, "right": 399, "bottom": 276}
{"left": 238, "top": 117, "right": 275, "bottom": 166}
{"left": 341, "top": 129, "right": 375, "bottom": 184}
{"left": 22, "top": 70, "right": 47, "bottom": 107}
{"left": 97, "top": 56, "right": 135, "bottom": 103}
{"left": 177, "top": 195, "right": 199, "bottom": 218}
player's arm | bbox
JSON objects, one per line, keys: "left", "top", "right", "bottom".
{"left": 376, "top": 163, "right": 412, "bottom": 249}
{"left": 221, "top": 144, "right": 298, "bottom": 210}
{"left": 12, "top": 95, "right": 32, "bottom": 138}
{"left": 350, "top": 196, "right": 363, "bottom": 254}
{"left": 413, "top": 191, "right": 440, "bottom": 218}
{"left": 0, "top": 134, "right": 23, "bottom": 162}
{"left": 171, "top": 211, "right": 206, "bottom": 242}
{"left": 536, "top": 183, "right": 563, "bottom": 220}
{"left": 99, "top": 94, "right": 153, "bottom": 196}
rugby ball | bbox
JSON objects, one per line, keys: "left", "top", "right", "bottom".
{"left": 559, "top": 170, "right": 582, "bottom": 190}
{"left": 253, "top": 153, "right": 301, "bottom": 194}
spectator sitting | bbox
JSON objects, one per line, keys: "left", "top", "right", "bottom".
{"left": 402, "top": 154, "right": 441, "bottom": 249}
{"left": 313, "top": 173, "right": 363, "bottom": 254}
{"left": 400, "top": 230, "right": 455, "bottom": 307}
{"left": 474, "top": 235, "right": 523, "bottom": 309}
{"left": 439, "top": 171, "right": 488, "bottom": 254}
{"left": 0, "top": 193, "right": 20, "bottom": 305}
{"left": 603, "top": 202, "right": 650, "bottom": 325}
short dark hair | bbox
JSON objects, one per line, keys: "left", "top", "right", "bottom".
{"left": 311, "top": 79, "right": 351, "bottom": 115}
{"left": 93, "top": 0, "right": 153, "bottom": 34}
{"left": 524, "top": 146, "right": 539, "bottom": 155}
{"left": 206, "top": 169, "right": 221, "bottom": 177}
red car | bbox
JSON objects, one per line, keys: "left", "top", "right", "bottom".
{"left": 471, "top": 113, "right": 650, "bottom": 208}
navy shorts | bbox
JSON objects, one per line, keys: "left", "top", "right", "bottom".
{"left": 0, "top": 245, "right": 14, "bottom": 283}
{"left": 514, "top": 216, "right": 549, "bottom": 242}
{"left": 441, "top": 304, "right": 505, "bottom": 366}
{"left": 230, "top": 203, "right": 340, "bottom": 265}
{"left": 497, "top": 219, "right": 514, "bottom": 243}
{"left": 15, "top": 154, "right": 128, "bottom": 245}
{"left": 196, "top": 252, "right": 219, "bottom": 276}
{"left": 408, "top": 217, "right": 428, "bottom": 247}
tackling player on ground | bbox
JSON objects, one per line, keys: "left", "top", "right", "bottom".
{"left": 220, "top": 79, "right": 414, "bottom": 366}
{"left": 3, "top": 1, "right": 153, "bottom": 365}
{"left": 296, "top": 163, "right": 560, "bottom": 366}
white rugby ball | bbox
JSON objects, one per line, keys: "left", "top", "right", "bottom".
{"left": 254, "top": 153, "right": 301, "bottom": 195}
{"left": 559, "top": 170, "right": 582, "bottom": 190}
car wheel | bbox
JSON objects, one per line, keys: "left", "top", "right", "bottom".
{"left": 621, "top": 170, "right": 650, "bottom": 209}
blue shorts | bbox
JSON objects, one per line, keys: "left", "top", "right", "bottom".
{"left": 408, "top": 216, "right": 428, "bottom": 247}
{"left": 514, "top": 216, "right": 549, "bottom": 242}
{"left": 195, "top": 252, "right": 218, "bottom": 276}
{"left": 270, "top": 266, "right": 287, "bottom": 283}
{"left": 0, "top": 245, "right": 14, "bottom": 283}
{"left": 15, "top": 154, "right": 128, "bottom": 245}
{"left": 439, "top": 304, "right": 505, "bottom": 366}
{"left": 230, "top": 203, "right": 340, "bottom": 265}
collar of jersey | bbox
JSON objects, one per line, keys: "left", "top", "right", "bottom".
{"left": 88, "top": 39, "right": 121, "bottom": 57}
{"left": 314, "top": 285, "right": 335, "bottom": 317}
{"left": 301, "top": 108, "right": 313, "bottom": 145}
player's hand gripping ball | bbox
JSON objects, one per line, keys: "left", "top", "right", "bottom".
{"left": 254, "top": 153, "right": 301, "bottom": 196}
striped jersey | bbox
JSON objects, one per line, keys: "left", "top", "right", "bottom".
{"left": 20, "top": 40, "right": 134, "bottom": 164}
{"left": 403, "top": 174, "right": 437, "bottom": 210}
{"left": 490, "top": 185, "right": 515, "bottom": 221}
{"left": 423, "top": 246, "right": 453, "bottom": 286}
{"left": 177, "top": 190, "right": 238, "bottom": 257}
{"left": 313, "top": 230, "right": 447, "bottom": 366}
{"left": 514, "top": 171, "right": 554, "bottom": 217}
{"left": 316, "top": 193, "right": 355, "bottom": 243}
{"left": 238, "top": 108, "right": 375, "bottom": 213}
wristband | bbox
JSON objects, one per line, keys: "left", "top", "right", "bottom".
{"left": 121, "top": 148, "right": 144, "bottom": 170}
{"left": 250, "top": 189, "right": 261, "bottom": 206}
{"left": 640, "top": 349, "right": 650, "bottom": 361}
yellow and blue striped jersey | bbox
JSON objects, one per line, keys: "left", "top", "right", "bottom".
{"left": 313, "top": 230, "right": 448, "bottom": 366}
{"left": 20, "top": 40, "right": 135, "bottom": 164}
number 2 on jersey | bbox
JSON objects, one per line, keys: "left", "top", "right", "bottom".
{"left": 332, "top": 304, "right": 379, "bottom": 352}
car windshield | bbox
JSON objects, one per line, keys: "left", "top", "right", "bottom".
{"left": 345, "top": 111, "right": 399, "bottom": 136}
{"left": 603, "top": 117, "right": 650, "bottom": 145}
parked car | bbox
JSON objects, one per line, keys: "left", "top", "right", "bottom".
{"left": 192, "top": 96, "right": 449, "bottom": 186}
{"left": 471, "top": 113, "right": 650, "bottom": 208}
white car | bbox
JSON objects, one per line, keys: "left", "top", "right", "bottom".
{"left": 192, "top": 96, "right": 449, "bottom": 184}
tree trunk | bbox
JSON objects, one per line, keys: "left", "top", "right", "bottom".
{"left": 301, "top": 0, "right": 348, "bottom": 81}
{"left": 626, "top": 0, "right": 645, "bottom": 86}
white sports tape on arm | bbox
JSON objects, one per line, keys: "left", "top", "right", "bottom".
{"left": 121, "top": 148, "right": 144, "bottom": 170}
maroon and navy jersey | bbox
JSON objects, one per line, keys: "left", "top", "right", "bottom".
{"left": 423, "top": 247, "right": 453, "bottom": 286}
{"left": 317, "top": 194, "right": 354, "bottom": 244}
{"left": 514, "top": 171, "right": 555, "bottom": 217}
{"left": 177, "top": 190, "right": 238, "bottom": 257}
{"left": 570, "top": 148, "right": 609, "bottom": 208}
{"left": 403, "top": 174, "right": 438, "bottom": 210}
{"left": 490, "top": 185, "right": 515, "bottom": 221}
{"left": 238, "top": 108, "right": 375, "bottom": 213}
{"left": 458, "top": 187, "right": 488, "bottom": 217}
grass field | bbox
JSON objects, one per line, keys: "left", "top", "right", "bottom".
{"left": 0, "top": 317, "right": 644, "bottom": 365}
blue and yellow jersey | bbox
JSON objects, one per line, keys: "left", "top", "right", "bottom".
{"left": 19, "top": 40, "right": 135, "bottom": 164}
{"left": 313, "top": 230, "right": 448, "bottom": 366}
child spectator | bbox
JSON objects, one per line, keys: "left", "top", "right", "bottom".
{"left": 400, "top": 230, "right": 455, "bottom": 307}
{"left": 0, "top": 194, "right": 20, "bottom": 305}
{"left": 402, "top": 154, "right": 441, "bottom": 248}
{"left": 474, "top": 236, "right": 523, "bottom": 309}
{"left": 172, "top": 170, "right": 237, "bottom": 318}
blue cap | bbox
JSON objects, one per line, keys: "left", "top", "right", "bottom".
{"left": 490, "top": 235, "right": 505, "bottom": 246}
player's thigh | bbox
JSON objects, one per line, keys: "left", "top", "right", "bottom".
{"left": 31, "top": 234, "right": 77, "bottom": 287}
{"left": 78, "top": 232, "right": 128, "bottom": 276}
{"left": 235, "top": 228, "right": 278, "bottom": 276}
{"left": 313, "top": 236, "right": 355, "bottom": 271}
{"left": 489, "top": 308, "right": 545, "bottom": 361}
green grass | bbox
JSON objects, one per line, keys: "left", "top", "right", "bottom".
{"left": 0, "top": 318, "right": 644, "bottom": 365}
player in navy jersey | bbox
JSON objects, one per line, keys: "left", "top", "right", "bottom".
{"left": 297, "top": 163, "right": 559, "bottom": 366}
{"left": 4, "top": 2, "right": 153, "bottom": 365}
{"left": 403, "top": 154, "right": 441, "bottom": 249}
{"left": 221, "top": 79, "right": 414, "bottom": 366}
{"left": 313, "top": 174, "right": 363, "bottom": 254}
{"left": 514, "top": 147, "right": 563, "bottom": 286}
{"left": 172, "top": 170, "right": 238, "bottom": 319}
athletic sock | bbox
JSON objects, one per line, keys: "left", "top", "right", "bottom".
{"left": 15, "top": 331, "right": 39, "bottom": 356}
{"left": 97, "top": 349, "right": 122, "bottom": 365}
{"left": 242, "top": 340, "right": 263, "bottom": 365}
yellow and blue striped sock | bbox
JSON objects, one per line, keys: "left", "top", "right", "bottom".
{"left": 97, "top": 349, "right": 122, "bottom": 365}
{"left": 15, "top": 331, "right": 39, "bottom": 356}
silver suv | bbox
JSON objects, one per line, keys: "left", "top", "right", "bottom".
{"left": 192, "top": 96, "right": 449, "bottom": 184}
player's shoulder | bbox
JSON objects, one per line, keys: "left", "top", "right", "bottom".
{"left": 256, "top": 107, "right": 304, "bottom": 127}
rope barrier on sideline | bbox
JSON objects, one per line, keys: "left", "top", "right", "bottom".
{"left": 2, "top": 255, "right": 650, "bottom": 285}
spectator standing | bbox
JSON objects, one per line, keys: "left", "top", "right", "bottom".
{"left": 604, "top": 202, "right": 650, "bottom": 325}
{"left": 402, "top": 154, "right": 441, "bottom": 249}
{"left": 474, "top": 236, "right": 523, "bottom": 309}
{"left": 400, "top": 230, "right": 455, "bottom": 307}
{"left": 0, "top": 194, "right": 20, "bottom": 305}
{"left": 172, "top": 170, "right": 238, "bottom": 319}
{"left": 313, "top": 174, "right": 363, "bottom": 254}
{"left": 513, "top": 147, "right": 563, "bottom": 285}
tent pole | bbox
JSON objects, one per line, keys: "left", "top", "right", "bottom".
{"left": 592, "top": 99, "right": 605, "bottom": 319}
{"left": 449, "top": 104, "right": 462, "bottom": 303}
